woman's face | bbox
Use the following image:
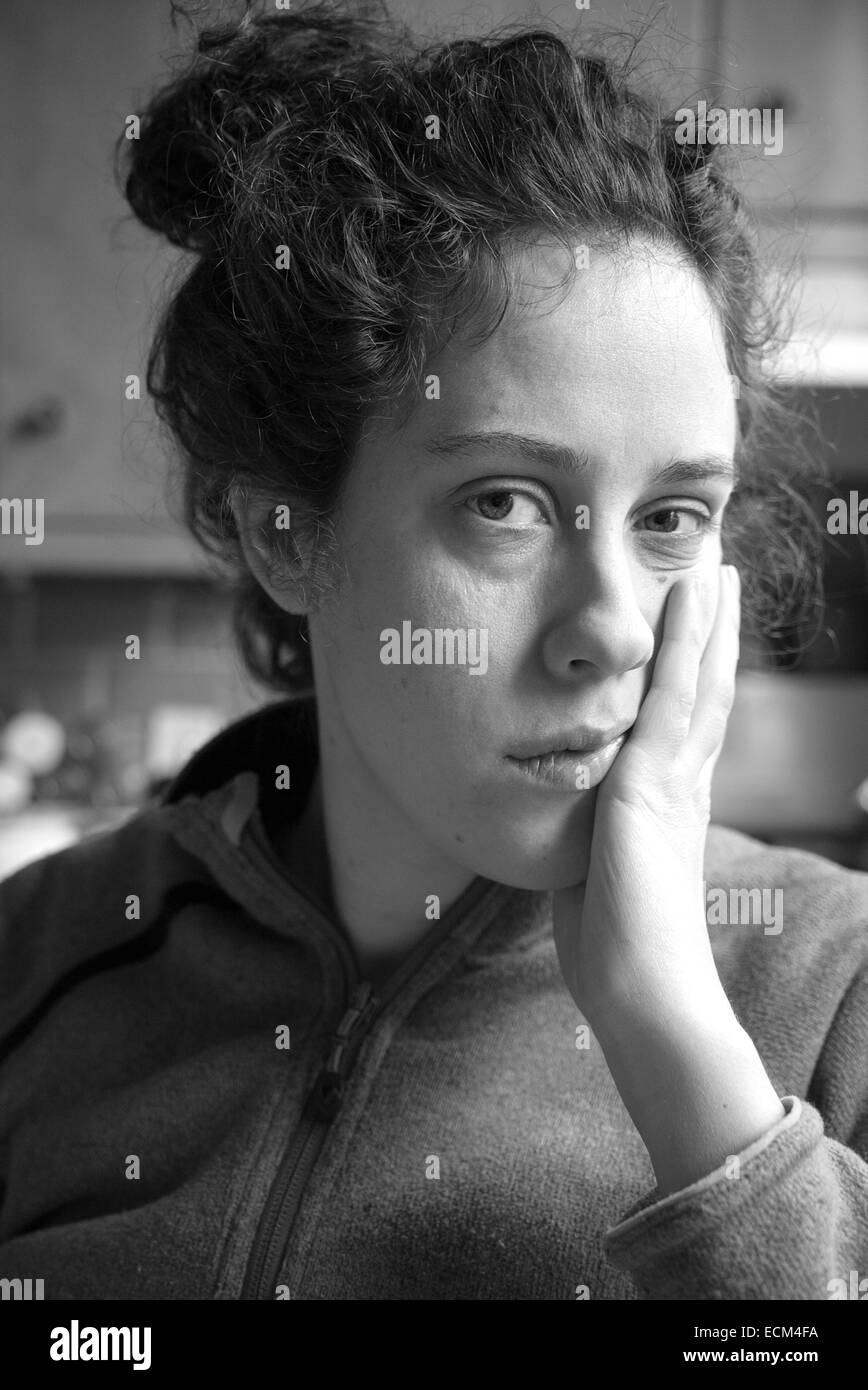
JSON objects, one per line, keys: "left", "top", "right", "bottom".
{"left": 307, "top": 239, "right": 737, "bottom": 892}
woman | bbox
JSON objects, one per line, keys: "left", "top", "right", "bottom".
{"left": 1, "top": 1, "right": 866, "bottom": 1301}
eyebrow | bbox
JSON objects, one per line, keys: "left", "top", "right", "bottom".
{"left": 423, "top": 430, "right": 739, "bottom": 486}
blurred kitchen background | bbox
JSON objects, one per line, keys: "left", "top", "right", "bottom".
{"left": 1, "top": 0, "right": 868, "bottom": 878}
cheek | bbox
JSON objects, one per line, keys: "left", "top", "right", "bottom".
{"left": 642, "top": 572, "right": 684, "bottom": 684}
{"left": 320, "top": 539, "right": 496, "bottom": 730}
{"left": 646, "top": 571, "right": 673, "bottom": 634}
{"left": 346, "top": 525, "right": 499, "bottom": 643}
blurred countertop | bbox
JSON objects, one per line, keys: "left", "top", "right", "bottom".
{"left": 0, "top": 802, "right": 141, "bottom": 882}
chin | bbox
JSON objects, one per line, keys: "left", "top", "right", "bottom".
{"left": 488, "top": 852, "right": 592, "bottom": 893}
{"left": 458, "top": 817, "right": 595, "bottom": 893}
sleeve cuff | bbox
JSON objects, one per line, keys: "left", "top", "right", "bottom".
{"left": 603, "top": 1096, "right": 828, "bottom": 1297}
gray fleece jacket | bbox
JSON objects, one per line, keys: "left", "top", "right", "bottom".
{"left": 0, "top": 695, "right": 867, "bottom": 1300}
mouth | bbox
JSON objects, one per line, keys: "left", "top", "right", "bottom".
{"left": 506, "top": 727, "right": 632, "bottom": 791}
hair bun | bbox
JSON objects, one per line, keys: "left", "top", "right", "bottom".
{"left": 121, "top": 2, "right": 387, "bottom": 254}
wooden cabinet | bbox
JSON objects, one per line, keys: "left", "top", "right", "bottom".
{"left": 706, "top": 0, "right": 868, "bottom": 215}
{"left": 0, "top": 0, "right": 200, "bottom": 573}
{"left": 2, "top": 0, "right": 866, "bottom": 577}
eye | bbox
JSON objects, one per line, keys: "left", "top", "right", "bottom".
{"left": 640, "top": 507, "right": 713, "bottom": 537}
{"left": 465, "top": 489, "right": 547, "bottom": 526}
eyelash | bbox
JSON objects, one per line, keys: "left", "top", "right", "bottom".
{"left": 462, "top": 487, "right": 547, "bottom": 532}
{"left": 462, "top": 486, "right": 720, "bottom": 539}
{"left": 639, "top": 507, "right": 718, "bottom": 540}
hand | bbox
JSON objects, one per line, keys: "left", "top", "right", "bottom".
{"left": 553, "top": 564, "right": 786, "bottom": 1196}
{"left": 553, "top": 563, "right": 741, "bottom": 1034}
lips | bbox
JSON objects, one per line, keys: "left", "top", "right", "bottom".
{"left": 506, "top": 732, "right": 630, "bottom": 791}
{"left": 508, "top": 720, "right": 635, "bottom": 761}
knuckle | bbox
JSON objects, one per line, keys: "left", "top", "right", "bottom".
{"left": 670, "top": 688, "right": 696, "bottom": 719}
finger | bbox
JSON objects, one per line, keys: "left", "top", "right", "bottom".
{"left": 629, "top": 572, "right": 713, "bottom": 749}
{"left": 685, "top": 564, "right": 740, "bottom": 774}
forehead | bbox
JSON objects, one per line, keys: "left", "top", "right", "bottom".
{"left": 406, "top": 238, "right": 736, "bottom": 468}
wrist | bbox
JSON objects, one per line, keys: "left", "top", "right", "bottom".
{"left": 591, "top": 996, "right": 785, "bottom": 1196}
{"left": 586, "top": 970, "right": 735, "bottom": 1049}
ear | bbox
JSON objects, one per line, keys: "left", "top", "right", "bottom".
{"left": 229, "top": 484, "right": 312, "bottom": 616}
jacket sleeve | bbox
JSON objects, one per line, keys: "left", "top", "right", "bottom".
{"left": 602, "top": 959, "right": 868, "bottom": 1300}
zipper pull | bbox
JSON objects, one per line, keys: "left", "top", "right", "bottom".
{"left": 308, "top": 980, "right": 378, "bottom": 1121}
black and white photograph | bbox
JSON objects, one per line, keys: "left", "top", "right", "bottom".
{"left": 1, "top": 0, "right": 867, "bottom": 1349}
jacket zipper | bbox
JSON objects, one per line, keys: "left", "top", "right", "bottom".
{"left": 237, "top": 873, "right": 497, "bottom": 1299}
{"left": 239, "top": 978, "right": 379, "bottom": 1299}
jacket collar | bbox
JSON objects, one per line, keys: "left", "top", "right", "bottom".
{"left": 161, "top": 695, "right": 319, "bottom": 835}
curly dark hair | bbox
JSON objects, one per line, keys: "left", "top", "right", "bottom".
{"left": 118, "top": 0, "right": 826, "bottom": 696}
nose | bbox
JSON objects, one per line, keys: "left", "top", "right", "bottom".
{"left": 540, "top": 538, "right": 655, "bottom": 679}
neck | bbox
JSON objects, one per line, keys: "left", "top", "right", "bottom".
{"left": 282, "top": 697, "right": 476, "bottom": 985}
